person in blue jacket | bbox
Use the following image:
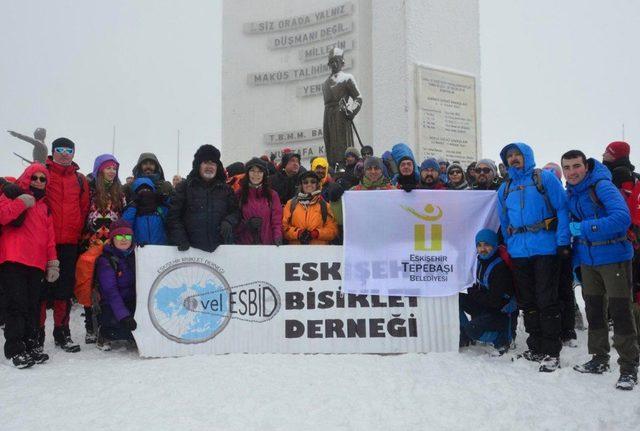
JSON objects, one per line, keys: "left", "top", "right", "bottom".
{"left": 459, "top": 229, "right": 516, "bottom": 355}
{"left": 497, "top": 142, "right": 570, "bottom": 372}
{"left": 390, "top": 143, "right": 420, "bottom": 191}
{"left": 561, "top": 149, "right": 639, "bottom": 390}
{"left": 122, "top": 177, "right": 168, "bottom": 246}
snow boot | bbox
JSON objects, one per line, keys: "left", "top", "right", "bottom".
{"left": 28, "top": 346, "right": 49, "bottom": 364}
{"left": 573, "top": 356, "right": 610, "bottom": 374}
{"left": 11, "top": 352, "right": 35, "bottom": 369}
{"left": 615, "top": 373, "right": 638, "bottom": 391}
{"left": 518, "top": 350, "right": 545, "bottom": 362}
{"left": 96, "top": 334, "right": 112, "bottom": 351}
{"left": 561, "top": 330, "right": 578, "bottom": 348}
{"left": 539, "top": 355, "right": 560, "bottom": 372}
{"left": 85, "top": 330, "right": 97, "bottom": 344}
{"left": 53, "top": 326, "right": 80, "bottom": 353}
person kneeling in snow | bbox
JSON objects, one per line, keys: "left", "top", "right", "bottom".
{"left": 95, "top": 219, "right": 137, "bottom": 350}
{"left": 459, "top": 229, "right": 517, "bottom": 355}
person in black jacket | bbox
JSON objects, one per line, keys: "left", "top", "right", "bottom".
{"left": 167, "top": 145, "right": 240, "bottom": 252}
{"left": 270, "top": 152, "right": 301, "bottom": 206}
{"left": 459, "top": 229, "right": 516, "bottom": 354}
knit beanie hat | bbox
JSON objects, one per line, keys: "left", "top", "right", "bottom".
{"left": 475, "top": 229, "right": 498, "bottom": 248}
{"left": 612, "top": 166, "right": 634, "bottom": 188}
{"left": 281, "top": 152, "right": 301, "bottom": 168}
{"left": 226, "top": 161, "right": 245, "bottom": 177}
{"left": 476, "top": 158, "right": 497, "bottom": 176}
{"left": 420, "top": 158, "right": 439, "bottom": 171}
{"left": 99, "top": 160, "right": 118, "bottom": 173}
{"left": 345, "top": 147, "right": 361, "bottom": 159}
{"left": 109, "top": 218, "right": 134, "bottom": 240}
{"left": 298, "top": 170, "right": 320, "bottom": 185}
{"left": 361, "top": 145, "right": 374, "bottom": 157}
{"left": 364, "top": 156, "right": 384, "bottom": 171}
{"left": 605, "top": 141, "right": 630, "bottom": 160}
{"left": 245, "top": 157, "right": 268, "bottom": 174}
{"left": 51, "top": 137, "right": 75, "bottom": 154}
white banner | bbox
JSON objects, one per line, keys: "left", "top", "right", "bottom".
{"left": 134, "top": 245, "right": 458, "bottom": 357}
{"left": 342, "top": 190, "right": 499, "bottom": 297}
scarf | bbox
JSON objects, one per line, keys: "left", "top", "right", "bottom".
{"left": 296, "top": 189, "right": 322, "bottom": 205}
{"left": 361, "top": 175, "right": 391, "bottom": 189}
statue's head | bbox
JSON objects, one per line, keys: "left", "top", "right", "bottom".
{"left": 328, "top": 47, "right": 345, "bottom": 74}
{"left": 34, "top": 128, "right": 46, "bottom": 141}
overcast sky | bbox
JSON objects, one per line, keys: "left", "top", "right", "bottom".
{"left": 1, "top": 0, "right": 638, "bottom": 177}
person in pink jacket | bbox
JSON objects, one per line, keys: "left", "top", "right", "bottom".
{"left": 234, "top": 158, "right": 283, "bottom": 245}
{"left": 0, "top": 163, "right": 57, "bottom": 368}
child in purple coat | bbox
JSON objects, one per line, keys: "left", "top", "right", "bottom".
{"left": 95, "top": 219, "right": 136, "bottom": 350}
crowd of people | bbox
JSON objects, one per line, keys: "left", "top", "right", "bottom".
{"left": 0, "top": 136, "right": 638, "bottom": 390}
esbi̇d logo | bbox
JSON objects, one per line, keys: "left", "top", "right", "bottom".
{"left": 148, "top": 259, "right": 280, "bottom": 344}
{"left": 402, "top": 203, "right": 443, "bottom": 251}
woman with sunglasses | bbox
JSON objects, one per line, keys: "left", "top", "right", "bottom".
{"left": 79, "top": 154, "right": 126, "bottom": 343}
{"left": 94, "top": 219, "right": 137, "bottom": 350}
{"left": 282, "top": 171, "right": 338, "bottom": 245}
{"left": 446, "top": 162, "right": 470, "bottom": 190}
{"left": 0, "top": 163, "right": 58, "bottom": 368}
{"left": 235, "top": 158, "right": 283, "bottom": 245}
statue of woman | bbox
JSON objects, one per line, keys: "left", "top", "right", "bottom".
{"left": 322, "top": 48, "right": 362, "bottom": 169}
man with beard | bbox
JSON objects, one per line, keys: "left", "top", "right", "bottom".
{"left": 498, "top": 142, "right": 570, "bottom": 372}
{"left": 471, "top": 159, "right": 502, "bottom": 191}
{"left": 419, "top": 158, "right": 446, "bottom": 190}
{"left": 390, "top": 143, "right": 420, "bottom": 192}
{"left": 123, "top": 153, "right": 173, "bottom": 203}
{"left": 270, "top": 152, "right": 301, "bottom": 206}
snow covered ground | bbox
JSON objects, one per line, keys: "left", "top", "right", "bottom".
{"left": 3, "top": 287, "right": 640, "bottom": 431}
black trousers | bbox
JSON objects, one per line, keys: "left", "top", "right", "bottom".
{"left": 512, "top": 255, "right": 562, "bottom": 357}
{"left": 558, "top": 256, "right": 576, "bottom": 338}
{"left": 41, "top": 244, "right": 78, "bottom": 301}
{"left": 1, "top": 263, "right": 43, "bottom": 358}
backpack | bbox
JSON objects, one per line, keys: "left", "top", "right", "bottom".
{"left": 74, "top": 243, "right": 104, "bottom": 307}
{"left": 288, "top": 196, "right": 328, "bottom": 226}
{"left": 501, "top": 169, "right": 558, "bottom": 234}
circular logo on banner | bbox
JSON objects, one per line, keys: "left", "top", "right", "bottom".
{"left": 148, "top": 262, "right": 232, "bottom": 344}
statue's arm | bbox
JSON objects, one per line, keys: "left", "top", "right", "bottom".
{"left": 347, "top": 78, "right": 363, "bottom": 117}
{"left": 7, "top": 131, "right": 39, "bottom": 146}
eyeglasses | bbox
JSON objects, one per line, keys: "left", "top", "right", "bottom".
{"left": 30, "top": 175, "right": 47, "bottom": 183}
{"left": 475, "top": 167, "right": 492, "bottom": 174}
{"left": 449, "top": 170, "right": 463, "bottom": 175}
{"left": 302, "top": 179, "right": 318, "bottom": 185}
{"left": 113, "top": 234, "right": 132, "bottom": 241}
{"left": 54, "top": 147, "right": 74, "bottom": 155}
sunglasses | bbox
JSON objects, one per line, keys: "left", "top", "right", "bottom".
{"left": 113, "top": 234, "right": 132, "bottom": 241}
{"left": 475, "top": 167, "right": 492, "bottom": 174}
{"left": 302, "top": 179, "right": 318, "bottom": 185}
{"left": 31, "top": 175, "right": 47, "bottom": 183}
{"left": 54, "top": 147, "right": 74, "bottom": 155}
{"left": 449, "top": 170, "right": 463, "bottom": 175}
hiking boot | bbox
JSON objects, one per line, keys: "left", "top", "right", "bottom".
{"left": 539, "top": 355, "right": 561, "bottom": 372}
{"left": 96, "top": 335, "right": 112, "bottom": 351}
{"left": 562, "top": 338, "right": 579, "bottom": 348}
{"left": 615, "top": 373, "right": 638, "bottom": 391}
{"left": 28, "top": 346, "right": 49, "bottom": 364}
{"left": 11, "top": 352, "right": 35, "bottom": 369}
{"left": 53, "top": 327, "right": 81, "bottom": 353}
{"left": 85, "top": 330, "right": 97, "bottom": 344}
{"left": 520, "top": 350, "right": 545, "bottom": 362}
{"left": 573, "top": 356, "right": 610, "bottom": 374}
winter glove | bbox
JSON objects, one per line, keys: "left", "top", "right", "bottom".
{"left": 247, "top": 217, "right": 263, "bottom": 233}
{"left": 274, "top": 237, "right": 283, "bottom": 246}
{"left": 17, "top": 194, "right": 35, "bottom": 208}
{"left": 298, "top": 229, "right": 312, "bottom": 245}
{"left": 401, "top": 183, "right": 414, "bottom": 193}
{"left": 220, "top": 220, "right": 234, "bottom": 244}
{"left": 310, "top": 229, "right": 319, "bottom": 240}
{"left": 45, "top": 260, "right": 60, "bottom": 283}
{"left": 137, "top": 242, "right": 146, "bottom": 248}
{"left": 2, "top": 183, "right": 22, "bottom": 199}
{"left": 569, "top": 222, "right": 581, "bottom": 237}
{"left": 177, "top": 243, "right": 190, "bottom": 252}
{"left": 556, "top": 245, "right": 572, "bottom": 260}
{"left": 120, "top": 316, "right": 137, "bottom": 331}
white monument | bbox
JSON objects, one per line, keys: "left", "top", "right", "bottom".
{"left": 222, "top": 0, "right": 480, "bottom": 166}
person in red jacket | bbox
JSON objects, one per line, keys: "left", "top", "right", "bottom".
{"left": 39, "top": 137, "right": 89, "bottom": 352}
{"left": 0, "top": 163, "right": 58, "bottom": 368}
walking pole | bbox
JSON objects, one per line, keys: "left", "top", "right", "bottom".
{"left": 339, "top": 98, "right": 363, "bottom": 148}
{"left": 13, "top": 152, "right": 32, "bottom": 164}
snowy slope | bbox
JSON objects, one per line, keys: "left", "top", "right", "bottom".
{"left": 2, "top": 288, "right": 640, "bottom": 431}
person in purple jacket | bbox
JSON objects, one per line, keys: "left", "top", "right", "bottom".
{"left": 235, "top": 157, "right": 283, "bottom": 245}
{"left": 95, "top": 218, "right": 136, "bottom": 351}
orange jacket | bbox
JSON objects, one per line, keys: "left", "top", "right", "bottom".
{"left": 282, "top": 196, "right": 338, "bottom": 245}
